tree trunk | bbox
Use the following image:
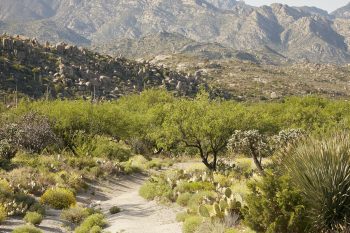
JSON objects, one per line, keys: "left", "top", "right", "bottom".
{"left": 200, "top": 155, "right": 216, "bottom": 171}
{"left": 252, "top": 153, "right": 264, "bottom": 174}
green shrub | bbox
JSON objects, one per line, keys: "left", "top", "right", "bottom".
{"left": 176, "top": 192, "right": 191, "bottom": 207}
{"left": 187, "top": 191, "right": 216, "bottom": 213}
{"left": 12, "top": 225, "right": 43, "bottom": 233}
{"left": 285, "top": 133, "right": 350, "bottom": 232}
{"left": 74, "top": 213, "right": 106, "bottom": 233}
{"left": 176, "top": 212, "right": 191, "bottom": 222}
{"left": 60, "top": 206, "right": 90, "bottom": 224}
{"left": 40, "top": 188, "right": 76, "bottom": 209}
{"left": 28, "top": 202, "right": 46, "bottom": 215}
{"left": 213, "top": 174, "right": 232, "bottom": 187}
{"left": 196, "top": 220, "right": 227, "bottom": 233}
{"left": 0, "top": 179, "right": 13, "bottom": 200}
{"left": 176, "top": 181, "right": 214, "bottom": 193}
{"left": 139, "top": 179, "right": 172, "bottom": 201}
{"left": 183, "top": 216, "right": 202, "bottom": 233}
{"left": 92, "top": 137, "right": 132, "bottom": 161}
{"left": 24, "top": 212, "right": 43, "bottom": 225}
{"left": 0, "top": 139, "right": 16, "bottom": 164}
{"left": 0, "top": 204, "right": 7, "bottom": 223}
{"left": 146, "top": 160, "right": 162, "bottom": 170}
{"left": 109, "top": 206, "right": 121, "bottom": 215}
{"left": 243, "top": 171, "right": 308, "bottom": 233}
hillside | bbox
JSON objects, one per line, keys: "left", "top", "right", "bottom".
{"left": 148, "top": 53, "right": 350, "bottom": 101}
{"left": 0, "top": 0, "right": 350, "bottom": 64}
{"left": 0, "top": 35, "right": 205, "bottom": 102}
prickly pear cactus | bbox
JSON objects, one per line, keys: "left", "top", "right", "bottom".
{"left": 198, "top": 205, "right": 210, "bottom": 217}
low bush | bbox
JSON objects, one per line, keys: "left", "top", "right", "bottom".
{"left": 146, "top": 160, "right": 162, "bottom": 170}
{"left": 213, "top": 174, "right": 232, "bottom": 187}
{"left": 187, "top": 191, "right": 216, "bottom": 213}
{"left": 176, "top": 212, "right": 191, "bottom": 222}
{"left": 139, "top": 179, "right": 172, "bottom": 201}
{"left": 243, "top": 171, "right": 308, "bottom": 233}
{"left": 28, "top": 202, "right": 46, "bottom": 215}
{"left": 196, "top": 220, "right": 226, "bottom": 233}
{"left": 176, "top": 192, "right": 191, "bottom": 207}
{"left": 176, "top": 181, "right": 214, "bottom": 193}
{"left": 74, "top": 213, "right": 106, "bottom": 233}
{"left": 60, "top": 206, "right": 90, "bottom": 225}
{"left": 24, "top": 212, "right": 43, "bottom": 225}
{"left": 0, "top": 139, "right": 16, "bottom": 165}
{"left": 93, "top": 137, "right": 132, "bottom": 161}
{"left": 183, "top": 215, "right": 202, "bottom": 233}
{"left": 0, "top": 179, "right": 13, "bottom": 200}
{"left": 109, "top": 206, "right": 121, "bottom": 215}
{"left": 40, "top": 188, "right": 76, "bottom": 209}
{"left": 12, "top": 225, "right": 43, "bottom": 233}
{"left": 0, "top": 204, "right": 7, "bottom": 223}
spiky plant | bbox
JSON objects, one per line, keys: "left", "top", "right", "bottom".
{"left": 284, "top": 133, "right": 350, "bottom": 232}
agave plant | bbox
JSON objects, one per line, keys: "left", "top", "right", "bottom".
{"left": 284, "top": 133, "right": 350, "bottom": 232}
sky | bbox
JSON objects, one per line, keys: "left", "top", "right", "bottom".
{"left": 243, "top": 0, "right": 349, "bottom": 12}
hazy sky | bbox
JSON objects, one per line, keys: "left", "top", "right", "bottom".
{"left": 243, "top": 0, "right": 349, "bottom": 12}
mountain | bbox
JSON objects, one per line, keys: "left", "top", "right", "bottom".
{"left": 332, "top": 2, "right": 350, "bottom": 18}
{"left": 0, "top": 0, "right": 61, "bottom": 22}
{"left": 0, "top": 34, "right": 207, "bottom": 101}
{"left": 0, "top": 0, "right": 349, "bottom": 64}
{"left": 2, "top": 34, "right": 350, "bottom": 102}
{"left": 92, "top": 31, "right": 286, "bottom": 64}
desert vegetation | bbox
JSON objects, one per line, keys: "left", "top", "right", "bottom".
{"left": 0, "top": 89, "right": 349, "bottom": 232}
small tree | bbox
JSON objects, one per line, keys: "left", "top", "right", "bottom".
{"left": 228, "top": 129, "right": 304, "bottom": 173}
{"left": 228, "top": 130, "right": 270, "bottom": 173}
{"left": 158, "top": 93, "right": 238, "bottom": 171}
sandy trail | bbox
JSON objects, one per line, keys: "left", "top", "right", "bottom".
{"left": 0, "top": 173, "right": 182, "bottom": 233}
{"left": 96, "top": 174, "right": 182, "bottom": 233}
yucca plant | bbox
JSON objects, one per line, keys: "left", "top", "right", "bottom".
{"left": 284, "top": 133, "right": 350, "bottom": 232}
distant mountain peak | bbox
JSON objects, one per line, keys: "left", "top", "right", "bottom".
{"left": 0, "top": 0, "right": 349, "bottom": 64}
{"left": 332, "top": 2, "right": 350, "bottom": 18}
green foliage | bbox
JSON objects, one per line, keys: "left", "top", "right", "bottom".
{"left": 24, "top": 211, "right": 43, "bottom": 225}
{"left": 92, "top": 137, "right": 132, "bottom": 161}
{"left": 176, "top": 192, "right": 192, "bottom": 207}
{"left": 28, "top": 203, "right": 45, "bottom": 216}
{"left": 243, "top": 171, "right": 308, "bottom": 233}
{"left": 0, "top": 139, "right": 16, "bottom": 165}
{"left": 156, "top": 91, "right": 240, "bottom": 170}
{"left": 139, "top": 178, "right": 172, "bottom": 201}
{"left": 74, "top": 213, "right": 106, "bottom": 233}
{"left": 109, "top": 206, "right": 121, "bottom": 215}
{"left": 284, "top": 133, "right": 350, "bottom": 232}
{"left": 182, "top": 215, "right": 202, "bottom": 233}
{"left": 40, "top": 188, "right": 76, "bottom": 209}
{"left": 176, "top": 181, "right": 215, "bottom": 193}
{"left": 60, "top": 206, "right": 90, "bottom": 225}
{"left": 12, "top": 225, "right": 43, "bottom": 233}
{"left": 0, "top": 204, "right": 7, "bottom": 223}
{"left": 176, "top": 212, "right": 191, "bottom": 222}
{"left": 0, "top": 179, "right": 13, "bottom": 200}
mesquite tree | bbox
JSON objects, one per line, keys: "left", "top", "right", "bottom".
{"left": 157, "top": 92, "right": 239, "bottom": 171}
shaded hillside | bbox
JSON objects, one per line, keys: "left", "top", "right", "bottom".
{"left": 0, "top": 35, "right": 206, "bottom": 103}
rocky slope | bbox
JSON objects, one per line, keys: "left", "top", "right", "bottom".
{"left": 148, "top": 53, "right": 350, "bottom": 101}
{"left": 332, "top": 3, "right": 350, "bottom": 19}
{"left": 0, "top": 0, "right": 349, "bottom": 64}
{"left": 0, "top": 35, "right": 205, "bottom": 102}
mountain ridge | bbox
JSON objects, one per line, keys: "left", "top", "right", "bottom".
{"left": 0, "top": 0, "right": 349, "bottom": 64}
